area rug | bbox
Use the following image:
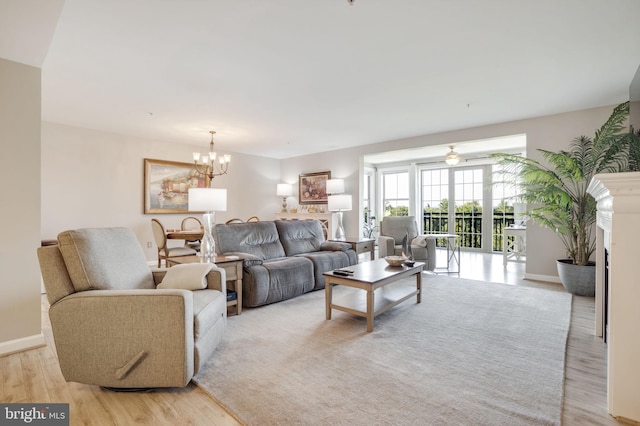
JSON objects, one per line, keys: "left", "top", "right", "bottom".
{"left": 194, "top": 275, "right": 572, "bottom": 426}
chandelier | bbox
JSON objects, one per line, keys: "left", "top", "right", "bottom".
{"left": 445, "top": 145, "right": 460, "bottom": 166}
{"left": 192, "top": 130, "right": 231, "bottom": 181}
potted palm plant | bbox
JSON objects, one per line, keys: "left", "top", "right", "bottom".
{"left": 491, "top": 102, "right": 634, "bottom": 296}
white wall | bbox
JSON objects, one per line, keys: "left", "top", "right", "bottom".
{"left": 0, "top": 58, "right": 44, "bottom": 354}
{"left": 41, "top": 122, "right": 281, "bottom": 262}
{"left": 281, "top": 104, "right": 617, "bottom": 278}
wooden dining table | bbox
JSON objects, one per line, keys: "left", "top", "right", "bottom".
{"left": 166, "top": 230, "right": 204, "bottom": 240}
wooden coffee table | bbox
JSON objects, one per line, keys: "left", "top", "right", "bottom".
{"left": 323, "top": 259, "right": 424, "bottom": 332}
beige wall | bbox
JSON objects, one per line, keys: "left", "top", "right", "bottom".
{"left": 41, "top": 122, "right": 282, "bottom": 262}
{"left": 281, "top": 105, "right": 617, "bottom": 279}
{"left": 0, "top": 58, "right": 44, "bottom": 354}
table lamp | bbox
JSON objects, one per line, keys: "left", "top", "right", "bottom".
{"left": 276, "top": 183, "right": 293, "bottom": 213}
{"left": 328, "top": 194, "right": 352, "bottom": 241}
{"left": 188, "top": 188, "right": 227, "bottom": 262}
{"left": 326, "top": 178, "right": 345, "bottom": 195}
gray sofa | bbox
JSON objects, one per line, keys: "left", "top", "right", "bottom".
{"left": 214, "top": 219, "right": 357, "bottom": 307}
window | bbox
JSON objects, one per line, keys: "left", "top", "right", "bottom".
{"left": 420, "top": 169, "right": 449, "bottom": 233}
{"left": 420, "top": 165, "right": 507, "bottom": 252}
{"left": 382, "top": 171, "right": 409, "bottom": 216}
{"left": 454, "top": 168, "right": 484, "bottom": 249}
{"left": 491, "top": 164, "right": 517, "bottom": 252}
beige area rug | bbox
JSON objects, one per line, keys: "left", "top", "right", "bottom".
{"left": 194, "top": 274, "right": 572, "bottom": 426}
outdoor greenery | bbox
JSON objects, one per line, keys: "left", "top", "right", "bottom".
{"left": 380, "top": 200, "right": 515, "bottom": 251}
{"left": 490, "top": 101, "right": 636, "bottom": 266}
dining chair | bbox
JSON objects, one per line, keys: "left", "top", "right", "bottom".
{"left": 246, "top": 216, "right": 260, "bottom": 222}
{"left": 151, "top": 218, "right": 197, "bottom": 267}
{"left": 181, "top": 216, "right": 202, "bottom": 251}
{"left": 225, "top": 218, "right": 244, "bottom": 224}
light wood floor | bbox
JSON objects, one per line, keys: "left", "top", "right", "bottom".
{"left": 0, "top": 252, "right": 626, "bottom": 425}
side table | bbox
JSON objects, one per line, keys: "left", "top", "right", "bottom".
{"left": 167, "top": 254, "right": 243, "bottom": 315}
{"left": 423, "top": 234, "right": 460, "bottom": 274}
{"left": 330, "top": 237, "right": 375, "bottom": 263}
{"left": 503, "top": 226, "right": 526, "bottom": 266}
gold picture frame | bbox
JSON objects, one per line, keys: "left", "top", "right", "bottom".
{"left": 299, "top": 171, "right": 331, "bottom": 205}
{"left": 144, "top": 158, "right": 210, "bottom": 214}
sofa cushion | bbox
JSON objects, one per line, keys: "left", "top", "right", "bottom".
{"left": 242, "top": 257, "right": 314, "bottom": 307}
{"left": 215, "top": 221, "right": 285, "bottom": 260}
{"left": 295, "top": 250, "right": 355, "bottom": 290}
{"left": 320, "top": 241, "right": 352, "bottom": 252}
{"left": 58, "top": 227, "right": 155, "bottom": 291}
{"left": 275, "top": 219, "right": 323, "bottom": 256}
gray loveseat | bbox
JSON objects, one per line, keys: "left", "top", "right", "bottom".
{"left": 214, "top": 219, "right": 357, "bottom": 307}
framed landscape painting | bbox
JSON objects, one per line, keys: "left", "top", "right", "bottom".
{"left": 299, "top": 171, "right": 331, "bottom": 205}
{"left": 144, "top": 158, "right": 209, "bottom": 214}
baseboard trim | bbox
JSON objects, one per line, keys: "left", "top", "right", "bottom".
{"left": 0, "top": 333, "right": 46, "bottom": 357}
{"left": 524, "top": 273, "right": 562, "bottom": 284}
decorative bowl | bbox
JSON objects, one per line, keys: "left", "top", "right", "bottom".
{"left": 384, "top": 256, "right": 406, "bottom": 266}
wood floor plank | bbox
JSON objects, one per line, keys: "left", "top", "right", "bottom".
{"left": 20, "top": 347, "right": 51, "bottom": 403}
{"left": 1, "top": 350, "right": 27, "bottom": 403}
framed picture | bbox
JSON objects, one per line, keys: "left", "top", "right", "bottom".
{"left": 299, "top": 171, "right": 331, "bottom": 205}
{"left": 144, "top": 158, "right": 209, "bottom": 214}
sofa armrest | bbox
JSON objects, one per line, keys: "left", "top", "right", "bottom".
{"left": 320, "top": 241, "right": 352, "bottom": 252}
{"left": 205, "top": 267, "right": 227, "bottom": 292}
{"left": 49, "top": 289, "right": 195, "bottom": 388}
{"left": 410, "top": 237, "right": 437, "bottom": 271}
{"left": 378, "top": 236, "right": 395, "bottom": 258}
{"left": 151, "top": 266, "right": 225, "bottom": 292}
{"left": 222, "top": 252, "right": 264, "bottom": 268}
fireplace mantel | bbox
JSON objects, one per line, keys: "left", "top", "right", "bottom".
{"left": 587, "top": 171, "right": 640, "bottom": 423}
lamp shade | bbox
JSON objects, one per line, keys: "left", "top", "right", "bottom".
{"left": 326, "top": 179, "right": 345, "bottom": 195}
{"left": 328, "top": 194, "right": 352, "bottom": 212}
{"left": 188, "top": 188, "right": 227, "bottom": 211}
{"left": 276, "top": 183, "right": 293, "bottom": 197}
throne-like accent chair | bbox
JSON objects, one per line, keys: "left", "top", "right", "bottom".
{"left": 378, "top": 216, "right": 436, "bottom": 271}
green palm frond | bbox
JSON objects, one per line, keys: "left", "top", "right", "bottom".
{"left": 628, "top": 126, "right": 640, "bottom": 172}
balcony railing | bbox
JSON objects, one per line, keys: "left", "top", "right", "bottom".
{"left": 421, "top": 212, "right": 515, "bottom": 251}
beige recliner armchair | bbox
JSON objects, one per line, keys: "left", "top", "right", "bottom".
{"left": 37, "top": 227, "right": 227, "bottom": 389}
{"left": 378, "top": 216, "right": 436, "bottom": 271}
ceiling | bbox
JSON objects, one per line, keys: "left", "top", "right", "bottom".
{"left": 2, "top": 0, "right": 640, "bottom": 160}
{"left": 364, "top": 134, "right": 526, "bottom": 165}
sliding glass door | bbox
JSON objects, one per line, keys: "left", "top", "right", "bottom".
{"left": 420, "top": 169, "right": 449, "bottom": 234}
{"left": 454, "top": 168, "right": 484, "bottom": 250}
{"left": 419, "top": 165, "right": 497, "bottom": 252}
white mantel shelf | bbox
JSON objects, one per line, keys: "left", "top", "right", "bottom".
{"left": 587, "top": 171, "right": 640, "bottom": 423}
